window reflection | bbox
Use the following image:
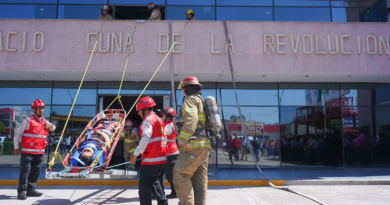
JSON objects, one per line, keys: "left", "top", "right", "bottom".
{"left": 331, "top": 0, "right": 387, "bottom": 8}
{"left": 217, "top": 0, "right": 272, "bottom": 6}
{"left": 220, "top": 106, "right": 280, "bottom": 167}
{"left": 110, "top": 0, "right": 165, "bottom": 4}
{"left": 59, "top": 0, "right": 106, "bottom": 4}
{"left": 0, "top": 0, "right": 56, "bottom": 3}
{"left": 216, "top": 7, "right": 273, "bottom": 21}
{"left": 375, "top": 107, "right": 390, "bottom": 165}
{"left": 51, "top": 106, "right": 96, "bottom": 136}
{"left": 280, "top": 106, "right": 342, "bottom": 167}
{"left": 376, "top": 85, "right": 390, "bottom": 106}
{"left": 167, "top": 6, "right": 215, "bottom": 20}
{"left": 53, "top": 82, "right": 97, "bottom": 105}
{"left": 0, "top": 88, "right": 52, "bottom": 105}
{"left": 167, "top": 0, "right": 215, "bottom": 5}
{"left": 275, "top": 0, "right": 330, "bottom": 6}
{"left": 58, "top": 5, "right": 101, "bottom": 19}
{"left": 279, "top": 89, "right": 340, "bottom": 106}
{"left": 0, "top": 4, "right": 57, "bottom": 19}
{"left": 220, "top": 89, "right": 278, "bottom": 106}
{"left": 275, "top": 7, "right": 331, "bottom": 22}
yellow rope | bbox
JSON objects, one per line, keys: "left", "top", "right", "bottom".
{"left": 48, "top": 19, "right": 106, "bottom": 169}
{"left": 89, "top": 20, "right": 190, "bottom": 169}
{"left": 105, "top": 21, "right": 138, "bottom": 110}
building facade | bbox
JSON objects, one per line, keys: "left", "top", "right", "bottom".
{"left": 0, "top": 0, "right": 390, "bottom": 169}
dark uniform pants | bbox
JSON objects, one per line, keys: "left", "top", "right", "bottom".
{"left": 139, "top": 164, "right": 168, "bottom": 205}
{"left": 18, "top": 153, "right": 44, "bottom": 192}
{"left": 159, "top": 154, "right": 178, "bottom": 194}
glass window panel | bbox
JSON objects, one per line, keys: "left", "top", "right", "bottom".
{"left": 376, "top": 85, "right": 390, "bottom": 106}
{"left": 217, "top": 0, "right": 272, "bottom": 6}
{"left": 52, "top": 82, "right": 97, "bottom": 105}
{"left": 220, "top": 89, "right": 278, "bottom": 106}
{"left": 375, "top": 106, "right": 390, "bottom": 165}
{"left": 167, "top": 6, "right": 215, "bottom": 20}
{"left": 275, "top": 0, "right": 330, "bottom": 6}
{"left": 0, "top": 87, "right": 52, "bottom": 105}
{"left": 331, "top": 7, "right": 366, "bottom": 22}
{"left": 216, "top": 7, "right": 273, "bottom": 21}
{"left": 279, "top": 89, "right": 340, "bottom": 106}
{"left": 0, "top": 4, "right": 57, "bottom": 19}
{"left": 219, "top": 106, "right": 280, "bottom": 167}
{"left": 362, "top": 8, "right": 388, "bottom": 22}
{"left": 274, "top": 7, "right": 331, "bottom": 22}
{"left": 59, "top": 0, "right": 107, "bottom": 4}
{"left": 340, "top": 90, "right": 372, "bottom": 106}
{"left": 110, "top": 0, "right": 164, "bottom": 4}
{"left": 331, "top": 0, "right": 387, "bottom": 8}
{"left": 167, "top": 0, "right": 215, "bottom": 5}
{"left": 98, "top": 82, "right": 172, "bottom": 95}
{"left": 0, "top": 0, "right": 56, "bottom": 3}
{"left": 51, "top": 105, "right": 96, "bottom": 136}
{"left": 280, "top": 106, "right": 342, "bottom": 167}
{"left": 58, "top": 5, "right": 102, "bottom": 19}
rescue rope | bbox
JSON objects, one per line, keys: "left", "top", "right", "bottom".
{"left": 48, "top": 19, "right": 107, "bottom": 169}
{"left": 223, "top": 21, "right": 326, "bottom": 205}
{"left": 89, "top": 20, "right": 190, "bottom": 169}
{"left": 105, "top": 21, "right": 139, "bottom": 110}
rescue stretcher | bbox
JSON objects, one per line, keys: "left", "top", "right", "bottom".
{"left": 45, "top": 109, "right": 137, "bottom": 179}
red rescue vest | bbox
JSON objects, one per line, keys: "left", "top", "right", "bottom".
{"left": 21, "top": 115, "right": 49, "bottom": 154}
{"left": 164, "top": 120, "right": 179, "bottom": 156}
{"left": 139, "top": 112, "right": 167, "bottom": 165}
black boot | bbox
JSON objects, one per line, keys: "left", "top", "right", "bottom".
{"left": 17, "top": 190, "right": 27, "bottom": 200}
{"left": 26, "top": 189, "right": 43, "bottom": 197}
{"left": 166, "top": 190, "right": 177, "bottom": 199}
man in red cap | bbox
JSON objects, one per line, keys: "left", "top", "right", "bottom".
{"left": 173, "top": 76, "right": 210, "bottom": 205}
{"left": 14, "top": 99, "right": 56, "bottom": 200}
{"left": 122, "top": 119, "right": 140, "bottom": 170}
{"left": 130, "top": 96, "right": 168, "bottom": 205}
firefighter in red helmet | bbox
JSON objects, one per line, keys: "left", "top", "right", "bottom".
{"left": 159, "top": 107, "right": 179, "bottom": 198}
{"left": 130, "top": 96, "right": 168, "bottom": 205}
{"left": 148, "top": 2, "right": 161, "bottom": 20}
{"left": 14, "top": 99, "right": 56, "bottom": 200}
{"left": 122, "top": 119, "right": 140, "bottom": 170}
{"left": 174, "top": 76, "right": 210, "bottom": 205}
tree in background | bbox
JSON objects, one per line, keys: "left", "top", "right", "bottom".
{"left": 0, "top": 121, "right": 5, "bottom": 131}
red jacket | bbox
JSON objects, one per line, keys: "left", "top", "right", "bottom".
{"left": 164, "top": 120, "right": 179, "bottom": 156}
{"left": 139, "top": 113, "right": 167, "bottom": 165}
{"left": 233, "top": 138, "right": 241, "bottom": 148}
{"left": 21, "top": 115, "right": 49, "bottom": 154}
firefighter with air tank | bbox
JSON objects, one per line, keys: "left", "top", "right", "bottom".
{"left": 173, "top": 76, "right": 222, "bottom": 205}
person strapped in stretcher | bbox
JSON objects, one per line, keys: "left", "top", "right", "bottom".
{"left": 75, "top": 113, "right": 121, "bottom": 167}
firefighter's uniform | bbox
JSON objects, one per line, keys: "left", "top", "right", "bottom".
{"left": 149, "top": 9, "right": 161, "bottom": 20}
{"left": 173, "top": 94, "right": 210, "bottom": 205}
{"left": 122, "top": 130, "right": 140, "bottom": 164}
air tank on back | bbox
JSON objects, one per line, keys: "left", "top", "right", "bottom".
{"left": 204, "top": 96, "right": 223, "bottom": 132}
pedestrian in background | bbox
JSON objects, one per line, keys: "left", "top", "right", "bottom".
{"left": 240, "top": 136, "right": 248, "bottom": 161}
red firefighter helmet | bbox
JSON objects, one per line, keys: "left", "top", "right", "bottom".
{"left": 161, "top": 107, "right": 177, "bottom": 117}
{"left": 136, "top": 96, "right": 156, "bottom": 111}
{"left": 125, "top": 119, "right": 133, "bottom": 127}
{"left": 177, "top": 76, "right": 203, "bottom": 89}
{"left": 31, "top": 99, "right": 45, "bottom": 109}
{"left": 148, "top": 2, "right": 155, "bottom": 6}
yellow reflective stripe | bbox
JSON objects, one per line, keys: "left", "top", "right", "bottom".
{"left": 183, "top": 108, "right": 197, "bottom": 116}
{"left": 124, "top": 139, "right": 137, "bottom": 143}
{"left": 198, "top": 115, "right": 206, "bottom": 121}
{"left": 179, "top": 131, "right": 192, "bottom": 140}
{"left": 121, "top": 133, "right": 125, "bottom": 138}
{"left": 129, "top": 148, "right": 136, "bottom": 153}
{"left": 181, "top": 141, "right": 211, "bottom": 150}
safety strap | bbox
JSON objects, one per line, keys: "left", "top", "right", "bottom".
{"left": 223, "top": 21, "right": 325, "bottom": 205}
{"left": 89, "top": 20, "right": 190, "bottom": 170}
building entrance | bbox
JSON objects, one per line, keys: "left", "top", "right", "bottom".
{"left": 113, "top": 5, "right": 165, "bottom": 20}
